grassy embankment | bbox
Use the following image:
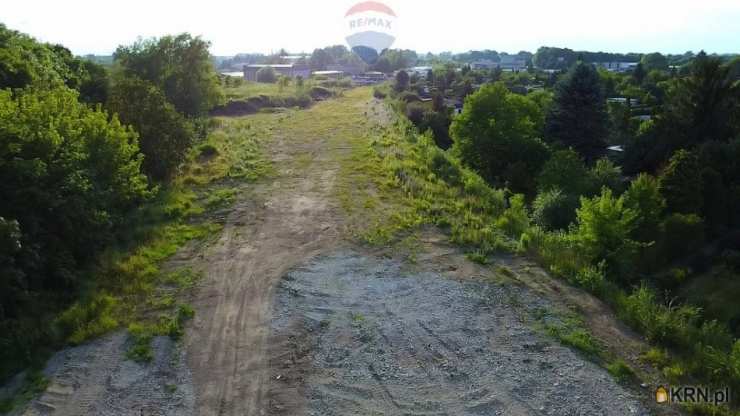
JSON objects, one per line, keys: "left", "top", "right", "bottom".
{"left": 329, "top": 87, "right": 738, "bottom": 415}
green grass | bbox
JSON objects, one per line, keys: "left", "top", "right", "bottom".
{"left": 606, "top": 359, "right": 637, "bottom": 383}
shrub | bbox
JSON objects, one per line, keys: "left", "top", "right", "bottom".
{"left": 309, "top": 86, "right": 333, "bottom": 100}
{"left": 494, "top": 194, "right": 530, "bottom": 238}
{"left": 405, "top": 102, "right": 426, "bottom": 125}
{"left": 373, "top": 87, "right": 387, "bottom": 99}
{"left": 659, "top": 149, "right": 703, "bottom": 214}
{"left": 623, "top": 173, "right": 665, "bottom": 243}
{"left": 537, "top": 149, "right": 595, "bottom": 196}
{"left": 607, "top": 359, "right": 636, "bottom": 383}
{"left": 659, "top": 213, "right": 705, "bottom": 263}
{"left": 532, "top": 188, "right": 578, "bottom": 231}
{"left": 573, "top": 262, "right": 606, "bottom": 294}
{"left": 573, "top": 188, "right": 639, "bottom": 275}
{"left": 400, "top": 91, "right": 421, "bottom": 103}
{"left": 256, "top": 66, "right": 277, "bottom": 83}
{"left": 108, "top": 76, "right": 194, "bottom": 180}
{"left": 590, "top": 158, "right": 623, "bottom": 192}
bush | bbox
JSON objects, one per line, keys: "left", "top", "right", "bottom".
{"left": 256, "top": 66, "right": 277, "bottom": 83}
{"left": 373, "top": 86, "right": 387, "bottom": 99}
{"left": 405, "top": 102, "right": 426, "bottom": 125}
{"left": 400, "top": 91, "right": 421, "bottom": 103}
{"left": 495, "top": 194, "right": 530, "bottom": 238}
{"left": 659, "top": 149, "right": 703, "bottom": 214}
{"left": 573, "top": 188, "right": 639, "bottom": 275}
{"left": 623, "top": 173, "right": 665, "bottom": 243}
{"left": 108, "top": 76, "right": 194, "bottom": 180}
{"left": 659, "top": 213, "right": 705, "bottom": 263}
{"left": 532, "top": 188, "right": 578, "bottom": 231}
{"left": 537, "top": 149, "right": 595, "bottom": 196}
{"left": 309, "top": 86, "right": 333, "bottom": 100}
{"left": 590, "top": 158, "right": 623, "bottom": 192}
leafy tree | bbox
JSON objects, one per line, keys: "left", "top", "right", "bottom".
{"left": 0, "top": 24, "right": 109, "bottom": 101}
{"left": 631, "top": 61, "right": 647, "bottom": 84}
{"left": 659, "top": 150, "right": 703, "bottom": 214}
{"left": 545, "top": 62, "right": 609, "bottom": 162}
{"left": 590, "top": 158, "right": 623, "bottom": 192}
{"left": 114, "top": 33, "right": 223, "bottom": 116}
{"left": 623, "top": 174, "right": 666, "bottom": 242}
{"left": 451, "top": 82, "right": 550, "bottom": 194}
{"left": 641, "top": 53, "right": 669, "bottom": 73}
{"left": 573, "top": 188, "right": 639, "bottom": 274}
{"left": 0, "top": 86, "right": 148, "bottom": 318}
{"left": 532, "top": 188, "right": 578, "bottom": 231}
{"left": 537, "top": 149, "right": 594, "bottom": 196}
{"left": 107, "top": 77, "right": 194, "bottom": 180}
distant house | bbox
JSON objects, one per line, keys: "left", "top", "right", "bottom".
{"left": 353, "top": 72, "right": 387, "bottom": 85}
{"left": 312, "top": 70, "right": 345, "bottom": 79}
{"left": 327, "top": 64, "right": 366, "bottom": 76}
{"left": 499, "top": 55, "right": 527, "bottom": 71}
{"left": 406, "top": 66, "right": 433, "bottom": 77}
{"left": 607, "top": 97, "right": 641, "bottom": 106}
{"left": 470, "top": 56, "right": 527, "bottom": 72}
{"left": 242, "top": 64, "right": 311, "bottom": 81}
{"left": 596, "top": 62, "right": 638, "bottom": 73}
{"left": 471, "top": 60, "right": 497, "bottom": 70}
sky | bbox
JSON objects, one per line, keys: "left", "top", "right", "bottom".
{"left": 2, "top": 0, "right": 740, "bottom": 56}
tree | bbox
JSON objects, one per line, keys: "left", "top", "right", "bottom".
{"left": 451, "top": 82, "right": 549, "bottom": 194}
{"left": 623, "top": 174, "right": 666, "bottom": 243}
{"left": 659, "top": 150, "right": 703, "bottom": 214}
{"left": 660, "top": 52, "right": 740, "bottom": 148}
{"left": 537, "top": 149, "right": 594, "bottom": 196}
{"left": 545, "top": 62, "right": 609, "bottom": 162}
{"left": 532, "top": 188, "right": 578, "bottom": 231}
{"left": 113, "top": 33, "right": 223, "bottom": 117}
{"left": 395, "top": 70, "right": 410, "bottom": 92}
{"left": 573, "top": 188, "right": 639, "bottom": 273}
{"left": 256, "top": 66, "right": 277, "bottom": 83}
{"left": 632, "top": 62, "right": 646, "bottom": 85}
{"left": 641, "top": 53, "right": 669, "bottom": 73}
{"left": 0, "top": 86, "right": 148, "bottom": 317}
{"left": 107, "top": 76, "right": 194, "bottom": 180}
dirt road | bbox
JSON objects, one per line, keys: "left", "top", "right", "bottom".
{"left": 15, "top": 89, "right": 661, "bottom": 416}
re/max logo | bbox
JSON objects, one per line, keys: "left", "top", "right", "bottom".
{"left": 656, "top": 385, "right": 731, "bottom": 405}
{"left": 348, "top": 18, "right": 392, "bottom": 30}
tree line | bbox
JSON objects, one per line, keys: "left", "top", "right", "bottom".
{"left": 0, "top": 24, "right": 222, "bottom": 380}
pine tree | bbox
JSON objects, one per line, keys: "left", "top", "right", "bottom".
{"left": 545, "top": 62, "right": 609, "bottom": 162}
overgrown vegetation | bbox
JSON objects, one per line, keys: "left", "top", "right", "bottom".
{"left": 381, "top": 48, "right": 740, "bottom": 412}
{"left": 0, "top": 25, "right": 271, "bottom": 392}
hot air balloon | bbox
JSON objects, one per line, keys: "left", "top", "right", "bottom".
{"left": 344, "top": 1, "right": 397, "bottom": 64}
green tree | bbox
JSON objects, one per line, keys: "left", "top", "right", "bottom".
{"left": 113, "top": 33, "right": 223, "bottom": 117}
{"left": 545, "top": 62, "right": 609, "bottom": 162}
{"left": 573, "top": 188, "right": 639, "bottom": 274}
{"left": 107, "top": 77, "right": 194, "bottom": 180}
{"left": 659, "top": 150, "right": 703, "bottom": 214}
{"left": 641, "top": 52, "right": 669, "bottom": 72}
{"left": 532, "top": 188, "right": 578, "bottom": 231}
{"left": 451, "top": 82, "right": 549, "bottom": 194}
{"left": 0, "top": 87, "right": 148, "bottom": 316}
{"left": 537, "top": 149, "right": 594, "bottom": 196}
{"left": 623, "top": 174, "right": 666, "bottom": 243}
